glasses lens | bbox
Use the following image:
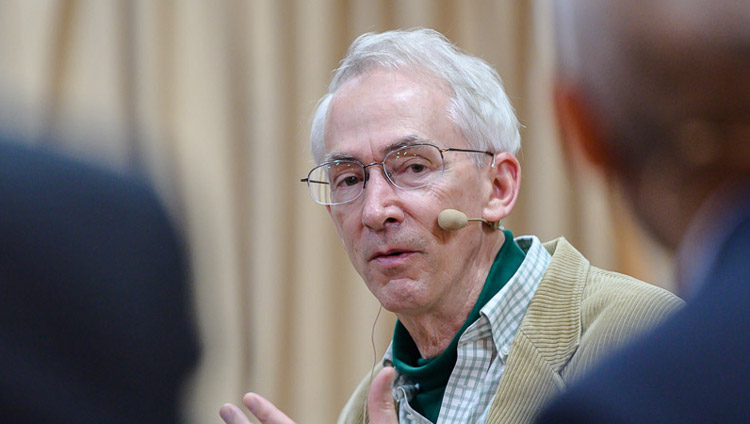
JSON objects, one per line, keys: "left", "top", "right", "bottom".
{"left": 385, "top": 144, "right": 444, "bottom": 189}
{"left": 308, "top": 161, "right": 365, "bottom": 205}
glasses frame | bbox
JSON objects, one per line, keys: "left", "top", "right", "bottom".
{"left": 300, "top": 143, "right": 495, "bottom": 206}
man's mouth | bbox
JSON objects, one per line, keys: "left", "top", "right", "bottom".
{"left": 370, "top": 249, "right": 415, "bottom": 262}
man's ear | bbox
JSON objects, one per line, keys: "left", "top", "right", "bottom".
{"left": 553, "top": 79, "right": 617, "bottom": 173}
{"left": 482, "top": 152, "right": 521, "bottom": 223}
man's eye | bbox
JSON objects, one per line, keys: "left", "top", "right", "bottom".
{"left": 342, "top": 176, "right": 360, "bottom": 186}
{"left": 333, "top": 174, "right": 362, "bottom": 188}
{"left": 408, "top": 163, "right": 426, "bottom": 173}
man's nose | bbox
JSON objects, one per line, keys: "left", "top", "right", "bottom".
{"left": 360, "top": 165, "right": 404, "bottom": 230}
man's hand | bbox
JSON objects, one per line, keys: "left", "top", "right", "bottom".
{"left": 219, "top": 366, "right": 397, "bottom": 424}
{"left": 220, "top": 393, "right": 294, "bottom": 424}
{"left": 368, "top": 366, "right": 398, "bottom": 423}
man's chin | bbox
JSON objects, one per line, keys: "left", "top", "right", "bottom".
{"left": 370, "top": 282, "right": 429, "bottom": 315}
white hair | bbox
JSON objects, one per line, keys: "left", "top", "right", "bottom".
{"left": 309, "top": 28, "right": 521, "bottom": 165}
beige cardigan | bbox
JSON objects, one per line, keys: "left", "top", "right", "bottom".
{"left": 338, "top": 237, "right": 683, "bottom": 424}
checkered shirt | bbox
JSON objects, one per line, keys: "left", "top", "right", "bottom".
{"left": 383, "top": 235, "right": 551, "bottom": 423}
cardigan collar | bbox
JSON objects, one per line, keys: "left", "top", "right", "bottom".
{"left": 486, "top": 237, "right": 587, "bottom": 423}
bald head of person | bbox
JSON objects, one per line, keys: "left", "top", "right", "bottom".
{"left": 553, "top": 0, "right": 750, "bottom": 250}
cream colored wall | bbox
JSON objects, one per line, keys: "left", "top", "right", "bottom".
{"left": 0, "top": 1, "right": 674, "bottom": 423}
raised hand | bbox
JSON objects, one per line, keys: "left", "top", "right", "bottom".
{"left": 220, "top": 366, "right": 398, "bottom": 424}
{"left": 220, "top": 393, "right": 295, "bottom": 424}
{"left": 367, "top": 366, "right": 398, "bottom": 423}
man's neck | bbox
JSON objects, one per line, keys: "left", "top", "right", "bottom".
{"left": 397, "top": 281, "right": 484, "bottom": 358}
{"left": 396, "top": 233, "right": 505, "bottom": 359}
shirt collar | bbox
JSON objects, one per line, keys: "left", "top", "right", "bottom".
{"left": 478, "top": 235, "right": 550, "bottom": 361}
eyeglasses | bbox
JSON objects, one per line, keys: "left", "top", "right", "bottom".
{"left": 300, "top": 143, "right": 494, "bottom": 206}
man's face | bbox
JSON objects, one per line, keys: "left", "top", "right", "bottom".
{"left": 323, "top": 69, "right": 495, "bottom": 318}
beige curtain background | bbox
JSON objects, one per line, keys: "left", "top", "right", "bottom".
{"left": 0, "top": 1, "right": 674, "bottom": 423}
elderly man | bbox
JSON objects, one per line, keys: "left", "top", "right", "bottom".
{"left": 538, "top": 1, "right": 750, "bottom": 423}
{"left": 221, "top": 28, "right": 682, "bottom": 424}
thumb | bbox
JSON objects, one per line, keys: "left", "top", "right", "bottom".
{"left": 367, "top": 366, "right": 398, "bottom": 424}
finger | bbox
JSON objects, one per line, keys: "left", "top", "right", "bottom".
{"left": 367, "top": 366, "right": 398, "bottom": 423}
{"left": 243, "top": 392, "right": 296, "bottom": 424}
{"left": 219, "top": 403, "right": 253, "bottom": 424}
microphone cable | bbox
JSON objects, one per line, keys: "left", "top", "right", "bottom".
{"left": 364, "top": 304, "right": 384, "bottom": 423}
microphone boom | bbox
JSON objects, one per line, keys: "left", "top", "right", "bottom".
{"left": 438, "top": 208, "right": 501, "bottom": 231}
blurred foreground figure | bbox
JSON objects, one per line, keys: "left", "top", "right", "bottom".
{"left": 540, "top": 0, "right": 750, "bottom": 422}
{"left": 0, "top": 139, "right": 199, "bottom": 423}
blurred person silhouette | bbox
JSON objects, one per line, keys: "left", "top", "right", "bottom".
{"left": 0, "top": 138, "right": 199, "bottom": 423}
{"left": 537, "top": 0, "right": 750, "bottom": 422}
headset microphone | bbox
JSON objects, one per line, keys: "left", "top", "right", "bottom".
{"left": 437, "top": 209, "right": 502, "bottom": 231}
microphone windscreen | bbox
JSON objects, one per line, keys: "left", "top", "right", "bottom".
{"left": 438, "top": 209, "right": 468, "bottom": 231}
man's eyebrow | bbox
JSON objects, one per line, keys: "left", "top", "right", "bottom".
{"left": 323, "top": 135, "right": 432, "bottom": 163}
{"left": 323, "top": 152, "right": 357, "bottom": 162}
{"left": 382, "top": 135, "right": 431, "bottom": 155}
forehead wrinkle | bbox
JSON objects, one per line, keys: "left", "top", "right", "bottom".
{"left": 324, "top": 134, "right": 434, "bottom": 163}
